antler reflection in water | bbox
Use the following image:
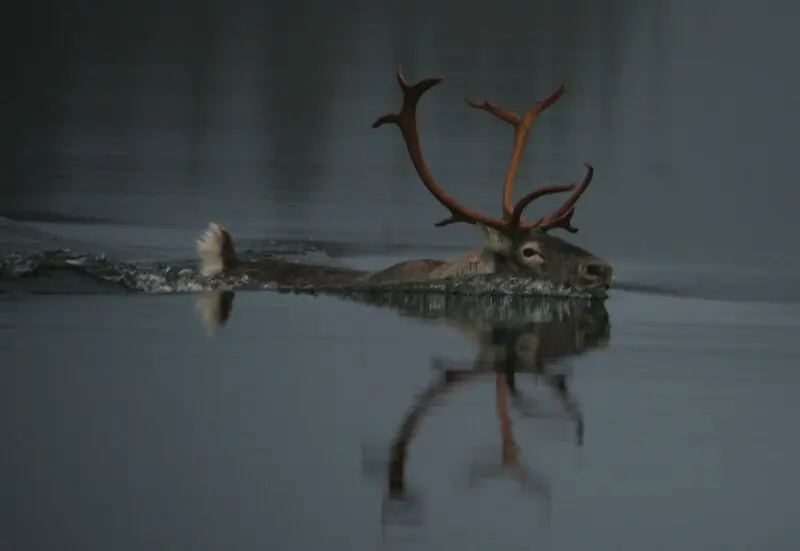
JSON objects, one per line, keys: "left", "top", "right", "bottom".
{"left": 466, "top": 372, "right": 553, "bottom": 510}
{"left": 378, "top": 374, "right": 463, "bottom": 531}
{"left": 376, "top": 358, "right": 565, "bottom": 529}
{"left": 378, "top": 363, "right": 558, "bottom": 532}
{"left": 524, "top": 370, "right": 585, "bottom": 446}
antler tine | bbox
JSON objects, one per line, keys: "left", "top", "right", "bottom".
{"left": 465, "top": 97, "right": 519, "bottom": 126}
{"left": 510, "top": 163, "right": 594, "bottom": 234}
{"left": 466, "top": 85, "right": 566, "bottom": 219}
{"left": 508, "top": 183, "right": 578, "bottom": 225}
{"left": 543, "top": 207, "right": 579, "bottom": 233}
{"left": 373, "top": 65, "right": 510, "bottom": 232}
{"left": 536, "top": 163, "right": 594, "bottom": 232}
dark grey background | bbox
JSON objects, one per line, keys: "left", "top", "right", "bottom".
{"left": 4, "top": 0, "right": 798, "bottom": 265}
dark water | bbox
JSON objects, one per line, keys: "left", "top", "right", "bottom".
{"left": 3, "top": 1, "right": 800, "bottom": 550}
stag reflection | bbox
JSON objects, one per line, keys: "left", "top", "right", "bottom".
{"left": 193, "top": 290, "right": 610, "bottom": 529}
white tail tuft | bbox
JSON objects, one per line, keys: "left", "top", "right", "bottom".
{"left": 196, "top": 222, "right": 238, "bottom": 277}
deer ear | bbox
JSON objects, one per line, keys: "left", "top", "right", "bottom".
{"left": 477, "top": 223, "right": 513, "bottom": 254}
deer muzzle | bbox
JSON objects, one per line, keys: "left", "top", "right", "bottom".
{"left": 579, "top": 259, "right": 614, "bottom": 292}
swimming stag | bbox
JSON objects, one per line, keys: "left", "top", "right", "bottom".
{"left": 196, "top": 66, "right": 613, "bottom": 295}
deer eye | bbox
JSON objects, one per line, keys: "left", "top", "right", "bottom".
{"left": 521, "top": 246, "right": 541, "bottom": 259}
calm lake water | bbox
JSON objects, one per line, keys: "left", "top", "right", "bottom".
{"left": 3, "top": 1, "right": 800, "bottom": 550}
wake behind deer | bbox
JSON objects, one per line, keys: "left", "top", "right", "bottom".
{"left": 197, "top": 66, "right": 613, "bottom": 298}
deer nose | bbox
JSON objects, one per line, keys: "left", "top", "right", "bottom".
{"left": 582, "top": 259, "right": 613, "bottom": 287}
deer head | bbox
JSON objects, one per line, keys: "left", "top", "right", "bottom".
{"left": 373, "top": 66, "right": 613, "bottom": 295}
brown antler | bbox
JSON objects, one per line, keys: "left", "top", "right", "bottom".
{"left": 466, "top": 85, "right": 565, "bottom": 219}
{"left": 511, "top": 163, "right": 594, "bottom": 234}
{"left": 373, "top": 65, "right": 594, "bottom": 235}
{"left": 372, "top": 66, "right": 511, "bottom": 234}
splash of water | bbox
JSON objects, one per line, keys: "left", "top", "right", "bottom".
{"left": 1, "top": 248, "right": 599, "bottom": 299}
